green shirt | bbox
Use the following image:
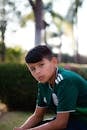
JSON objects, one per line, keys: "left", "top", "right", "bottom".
{"left": 36, "top": 67, "right": 87, "bottom": 122}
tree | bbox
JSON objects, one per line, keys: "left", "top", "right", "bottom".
{"left": 45, "top": 0, "right": 84, "bottom": 62}
{"left": 66, "top": 0, "right": 84, "bottom": 62}
{"left": 28, "top": 0, "right": 44, "bottom": 46}
{"left": 0, "top": 0, "right": 7, "bottom": 61}
{"left": 0, "top": 0, "right": 24, "bottom": 61}
{"left": 6, "top": 46, "right": 24, "bottom": 63}
{"left": 0, "top": 0, "right": 15, "bottom": 61}
{"left": 0, "top": 0, "right": 84, "bottom": 63}
{"left": 0, "top": 21, "right": 7, "bottom": 61}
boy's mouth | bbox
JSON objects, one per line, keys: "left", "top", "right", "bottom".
{"left": 38, "top": 76, "right": 44, "bottom": 81}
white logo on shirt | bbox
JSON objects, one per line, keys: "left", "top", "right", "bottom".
{"left": 43, "top": 97, "right": 47, "bottom": 103}
{"left": 55, "top": 74, "right": 63, "bottom": 84}
{"left": 52, "top": 93, "right": 58, "bottom": 106}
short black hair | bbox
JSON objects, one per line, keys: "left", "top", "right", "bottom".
{"left": 25, "top": 45, "right": 54, "bottom": 63}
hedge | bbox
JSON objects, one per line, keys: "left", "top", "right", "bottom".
{"left": 0, "top": 63, "right": 37, "bottom": 111}
{"left": 0, "top": 63, "right": 87, "bottom": 111}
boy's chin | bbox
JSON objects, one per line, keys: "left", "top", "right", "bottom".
{"left": 38, "top": 80, "right": 47, "bottom": 83}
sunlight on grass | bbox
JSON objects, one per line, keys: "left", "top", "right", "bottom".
{"left": 0, "top": 111, "right": 53, "bottom": 130}
{"left": 0, "top": 111, "right": 32, "bottom": 130}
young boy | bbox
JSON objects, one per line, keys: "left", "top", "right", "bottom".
{"left": 14, "top": 45, "right": 87, "bottom": 130}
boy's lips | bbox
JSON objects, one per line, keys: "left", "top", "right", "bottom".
{"left": 38, "top": 76, "right": 44, "bottom": 81}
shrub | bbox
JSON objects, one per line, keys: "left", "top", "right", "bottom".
{"left": 0, "top": 63, "right": 37, "bottom": 111}
{"left": 63, "top": 64, "right": 87, "bottom": 80}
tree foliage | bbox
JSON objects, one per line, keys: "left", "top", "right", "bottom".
{"left": 0, "top": 46, "right": 25, "bottom": 63}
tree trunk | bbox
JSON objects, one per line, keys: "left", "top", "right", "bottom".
{"left": 0, "top": 21, "right": 6, "bottom": 62}
{"left": 28, "top": 0, "right": 43, "bottom": 46}
{"left": 34, "top": 0, "right": 43, "bottom": 46}
{"left": 0, "top": 41, "right": 6, "bottom": 62}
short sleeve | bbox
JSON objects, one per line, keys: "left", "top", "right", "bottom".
{"left": 57, "top": 79, "right": 79, "bottom": 112}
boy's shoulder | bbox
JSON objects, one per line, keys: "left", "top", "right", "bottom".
{"left": 58, "top": 67, "right": 85, "bottom": 83}
{"left": 58, "top": 67, "right": 87, "bottom": 84}
{"left": 58, "top": 67, "right": 75, "bottom": 78}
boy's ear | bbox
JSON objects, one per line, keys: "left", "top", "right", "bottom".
{"left": 52, "top": 57, "right": 58, "bottom": 67}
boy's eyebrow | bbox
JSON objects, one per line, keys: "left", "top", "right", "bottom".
{"left": 29, "top": 60, "right": 44, "bottom": 68}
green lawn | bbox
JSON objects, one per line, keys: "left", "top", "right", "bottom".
{"left": 0, "top": 111, "right": 32, "bottom": 130}
{"left": 0, "top": 111, "right": 53, "bottom": 130}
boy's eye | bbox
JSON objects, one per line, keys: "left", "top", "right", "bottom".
{"left": 30, "top": 67, "right": 36, "bottom": 72}
{"left": 39, "top": 63, "right": 44, "bottom": 67}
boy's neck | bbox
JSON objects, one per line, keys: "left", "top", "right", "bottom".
{"left": 48, "top": 69, "right": 56, "bottom": 88}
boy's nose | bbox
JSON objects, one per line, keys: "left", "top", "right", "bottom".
{"left": 35, "top": 68, "right": 41, "bottom": 75}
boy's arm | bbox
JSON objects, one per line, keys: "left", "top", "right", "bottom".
{"left": 28, "top": 112, "right": 70, "bottom": 130}
{"left": 14, "top": 107, "right": 47, "bottom": 130}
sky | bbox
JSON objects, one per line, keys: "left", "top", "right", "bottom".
{"left": 4, "top": 0, "right": 87, "bottom": 56}
{"left": 78, "top": 0, "right": 87, "bottom": 56}
{"left": 5, "top": 21, "right": 35, "bottom": 50}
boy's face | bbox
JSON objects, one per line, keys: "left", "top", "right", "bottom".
{"left": 27, "top": 57, "right": 58, "bottom": 83}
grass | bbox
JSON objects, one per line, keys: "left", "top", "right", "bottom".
{"left": 0, "top": 111, "right": 53, "bottom": 130}
{"left": 0, "top": 111, "right": 32, "bottom": 130}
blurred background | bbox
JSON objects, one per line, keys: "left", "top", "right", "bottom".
{"left": 0, "top": 0, "right": 87, "bottom": 63}
{"left": 0, "top": 0, "right": 87, "bottom": 130}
